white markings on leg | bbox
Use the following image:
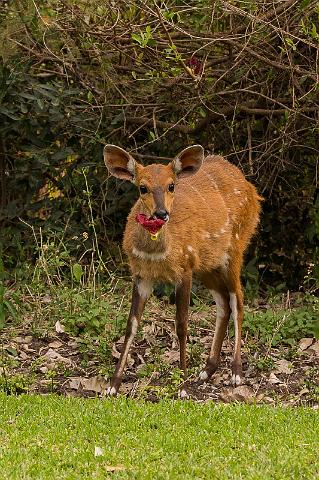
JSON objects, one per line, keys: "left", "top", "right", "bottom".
{"left": 231, "top": 374, "right": 242, "bottom": 386}
{"left": 199, "top": 370, "right": 208, "bottom": 381}
{"left": 230, "top": 292, "right": 238, "bottom": 337}
{"left": 107, "top": 386, "right": 117, "bottom": 396}
{"left": 118, "top": 316, "right": 138, "bottom": 373}
{"left": 208, "top": 290, "right": 225, "bottom": 357}
{"left": 230, "top": 292, "right": 242, "bottom": 385}
{"left": 137, "top": 279, "right": 153, "bottom": 299}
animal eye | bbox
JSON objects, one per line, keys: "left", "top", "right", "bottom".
{"left": 168, "top": 183, "right": 175, "bottom": 193}
{"left": 139, "top": 185, "right": 148, "bottom": 194}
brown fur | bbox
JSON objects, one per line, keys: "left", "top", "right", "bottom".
{"left": 124, "top": 156, "right": 261, "bottom": 284}
{"left": 103, "top": 144, "right": 261, "bottom": 395}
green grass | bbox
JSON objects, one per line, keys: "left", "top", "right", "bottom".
{"left": 0, "top": 394, "right": 318, "bottom": 479}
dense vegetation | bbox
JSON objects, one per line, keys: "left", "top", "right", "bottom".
{"left": 0, "top": 0, "right": 318, "bottom": 292}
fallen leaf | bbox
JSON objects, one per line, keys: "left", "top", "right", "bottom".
{"left": 299, "top": 338, "right": 314, "bottom": 351}
{"left": 55, "top": 320, "right": 65, "bottom": 333}
{"left": 13, "top": 336, "right": 32, "bottom": 344}
{"left": 268, "top": 372, "right": 282, "bottom": 384}
{"left": 274, "top": 359, "right": 294, "bottom": 375}
{"left": 161, "top": 350, "right": 180, "bottom": 364}
{"left": 94, "top": 446, "right": 104, "bottom": 457}
{"left": 69, "top": 377, "right": 82, "bottom": 390}
{"left": 44, "top": 348, "right": 71, "bottom": 365}
{"left": 81, "top": 376, "right": 108, "bottom": 393}
{"left": 309, "top": 341, "right": 319, "bottom": 356}
{"left": 105, "top": 465, "right": 125, "bottom": 472}
{"left": 111, "top": 344, "right": 121, "bottom": 359}
{"left": 48, "top": 340, "right": 63, "bottom": 349}
{"left": 19, "top": 351, "right": 29, "bottom": 360}
{"left": 232, "top": 385, "right": 255, "bottom": 403}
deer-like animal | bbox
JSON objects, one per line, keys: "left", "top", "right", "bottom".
{"left": 104, "top": 144, "right": 261, "bottom": 396}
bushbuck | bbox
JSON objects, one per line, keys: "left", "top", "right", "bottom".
{"left": 104, "top": 144, "right": 261, "bottom": 396}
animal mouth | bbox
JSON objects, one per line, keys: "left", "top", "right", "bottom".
{"left": 135, "top": 213, "right": 167, "bottom": 235}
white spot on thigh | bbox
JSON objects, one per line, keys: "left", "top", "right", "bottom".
{"left": 199, "top": 370, "right": 208, "bottom": 381}
{"left": 235, "top": 233, "right": 239, "bottom": 240}
{"left": 138, "top": 279, "right": 153, "bottom": 299}
{"left": 213, "top": 233, "right": 220, "bottom": 238}
{"left": 187, "top": 245, "right": 193, "bottom": 252}
{"left": 234, "top": 188, "right": 241, "bottom": 195}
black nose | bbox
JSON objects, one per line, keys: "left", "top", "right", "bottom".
{"left": 154, "top": 210, "right": 169, "bottom": 221}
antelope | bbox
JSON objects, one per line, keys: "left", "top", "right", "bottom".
{"left": 104, "top": 144, "right": 261, "bottom": 396}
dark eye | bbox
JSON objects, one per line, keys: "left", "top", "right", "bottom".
{"left": 168, "top": 183, "right": 175, "bottom": 193}
{"left": 139, "top": 185, "right": 148, "bottom": 194}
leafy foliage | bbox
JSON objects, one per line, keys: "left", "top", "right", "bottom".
{"left": 0, "top": 0, "right": 318, "bottom": 290}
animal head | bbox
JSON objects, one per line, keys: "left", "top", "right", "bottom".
{"left": 103, "top": 144, "right": 204, "bottom": 221}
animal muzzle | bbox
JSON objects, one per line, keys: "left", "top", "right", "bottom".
{"left": 154, "top": 210, "right": 169, "bottom": 222}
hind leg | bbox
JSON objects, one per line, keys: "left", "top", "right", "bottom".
{"left": 199, "top": 272, "right": 231, "bottom": 380}
{"left": 229, "top": 284, "right": 244, "bottom": 386}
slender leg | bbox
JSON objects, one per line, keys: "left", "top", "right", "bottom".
{"left": 229, "top": 287, "right": 244, "bottom": 386}
{"left": 175, "top": 274, "right": 192, "bottom": 396}
{"left": 199, "top": 288, "right": 230, "bottom": 381}
{"left": 107, "top": 278, "right": 152, "bottom": 396}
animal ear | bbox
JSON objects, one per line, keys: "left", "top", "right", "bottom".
{"left": 172, "top": 145, "right": 204, "bottom": 178}
{"left": 103, "top": 145, "right": 137, "bottom": 183}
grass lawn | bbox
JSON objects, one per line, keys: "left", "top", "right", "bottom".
{"left": 0, "top": 394, "right": 318, "bottom": 479}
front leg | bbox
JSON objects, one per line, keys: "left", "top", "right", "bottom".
{"left": 175, "top": 273, "right": 192, "bottom": 394}
{"left": 108, "top": 278, "right": 152, "bottom": 396}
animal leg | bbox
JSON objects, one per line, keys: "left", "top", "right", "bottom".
{"left": 175, "top": 274, "right": 192, "bottom": 397}
{"left": 107, "top": 278, "right": 152, "bottom": 396}
{"left": 199, "top": 288, "right": 230, "bottom": 381}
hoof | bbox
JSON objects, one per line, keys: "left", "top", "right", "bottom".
{"left": 231, "top": 374, "right": 242, "bottom": 386}
{"left": 106, "top": 386, "right": 118, "bottom": 397}
{"left": 198, "top": 370, "right": 209, "bottom": 382}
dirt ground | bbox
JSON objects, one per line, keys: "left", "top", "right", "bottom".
{"left": 1, "top": 308, "right": 318, "bottom": 408}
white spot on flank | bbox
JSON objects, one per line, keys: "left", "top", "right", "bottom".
{"left": 199, "top": 370, "right": 208, "bottom": 381}
{"left": 202, "top": 231, "right": 210, "bottom": 240}
{"left": 212, "top": 233, "right": 220, "bottom": 238}
{"left": 220, "top": 228, "right": 226, "bottom": 234}
{"left": 187, "top": 245, "right": 194, "bottom": 252}
{"left": 235, "top": 233, "right": 239, "bottom": 240}
{"left": 132, "top": 247, "right": 168, "bottom": 261}
{"left": 138, "top": 279, "right": 153, "bottom": 299}
{"left": 234, "top": 188, "right": 241, "bottom": 195}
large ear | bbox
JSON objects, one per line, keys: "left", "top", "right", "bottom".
{"left": 172, "top": 145, "right": 204, "bottom": 179}
{"left": 103, "top": 145, "right": 137, "bottom": 183}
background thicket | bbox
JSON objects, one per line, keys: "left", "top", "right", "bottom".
{"left": 0, "top": 0, "right": 318, "bottom": 292}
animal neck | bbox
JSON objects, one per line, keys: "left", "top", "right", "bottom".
{"left": 134, "top": 223, "right": 170, "bottom": 254}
